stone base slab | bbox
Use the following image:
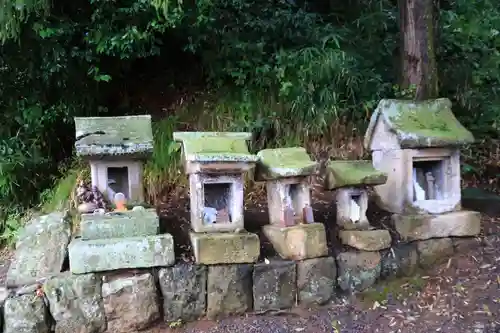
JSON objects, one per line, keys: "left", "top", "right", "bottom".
{"left": 393, "top": 210, "right": 481, "bottom": 241}
{"left": 80, "top": 208, "right": 159, "bottom": 240}
{"left": 190, "top": 232, "right": 260, "bottom": 265}
{"left": 263, "top": 223, "right": 328, "bottom": 260}
{"left": 338, "top": 229, "right": 391, "bottom": 251}
{"left": 68, "top": 234, "right": 175, "bottom": 274}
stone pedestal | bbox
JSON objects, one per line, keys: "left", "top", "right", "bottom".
{"left": 263, "top": 223, "right": 328, "bottom": 260}
{"left": 392, "top": 210, "right": 481, "bottom": 241}
{"left": 69, "top": 209, "right": 175, "bottom": 274}
{"left": 338, "top": 229, "right": 392, "bottom": 251}
{"left": 190, "top": 232, "right": 260, "bottom": 265}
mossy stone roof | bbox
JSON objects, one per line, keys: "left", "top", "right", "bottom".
{"left": 74, "top": 115, "right": 153, "bottom": 159}
{"left": 255, "top": 147, "right": 318, "bottom": 180}
{"left": 364, "top": 98, "right": 475, "bottom": 149}
{"left": 324, "top": 160, "right": 387, "bottom": 189}
{"left": 173, "top": 131, "right": 258, "bottom": 163}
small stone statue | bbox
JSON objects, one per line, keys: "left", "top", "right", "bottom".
{"left": 114, "top": 192, "right": 128, "bottom": 212}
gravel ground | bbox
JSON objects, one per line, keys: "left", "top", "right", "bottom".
{"left": 144, "top": 232, "right": 500, "bottom": 333}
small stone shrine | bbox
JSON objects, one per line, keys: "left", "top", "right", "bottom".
{"left": 74, "top": 115, "right": 153, "bottom": 204}
{"left": 324, "top": 160, "right": 392, "bottom": 251}
{"left": 69, "top": 116, "right": 175, "bottom": 274}
{"left": 255, "top": 147, "right": 328, "bottom": 260}
{"left": 173, "top": 131, "right": 261, "bottom": 264}
{"left": 364, "top": 98, "right": 481, "bottom": 241}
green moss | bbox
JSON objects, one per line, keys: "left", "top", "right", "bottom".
{"left": 74, "top": 115, "right": 154, "bottom": 156}
{"left": 385, "top": 98, "right": 474, "bottom": 147}
{"left": 357, "top": 275, "right": 426, "bottom": 307}
{"left": 324, "top": 160, "right": 387, "bottom": 189}
{"left": 255, "top": 147, "right": 317, "bottom": 180}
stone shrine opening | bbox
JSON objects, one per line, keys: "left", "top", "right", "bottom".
{"left": 203, "top": 182, "right": 233, "bottom": 225}
{"left": 412, "top": 159, "right": 447, "bottom": 201}
{"left": 107, "top": 166, "right": 129, "bottom": 199}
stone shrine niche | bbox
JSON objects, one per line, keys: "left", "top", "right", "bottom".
{"left": 364, "top": 98, "right": 481, "bottom": 242}
{"left": 174, "top": 131, "right": 259, "bottom": 233}
{"left": 74, "top": 115, "right": 154, "bottom": 205}
{"left": 363, "top": 98, "right": 473, "bottom": 215}
{"left": 256, "top": 147, "right": 329, "bottom": 261}
{"left": 255, "top": 147, "right": 318, "bottom": 226}
{"left": 323, "top": 160, "right": 387, "bottom": 230}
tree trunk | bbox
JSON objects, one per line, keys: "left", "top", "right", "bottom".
{"left": 399, "top": 0, "right": 439, "bottom": 100}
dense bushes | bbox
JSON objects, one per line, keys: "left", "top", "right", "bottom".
{"left": 0, "top": 0, "right": 499, "bottom": 223}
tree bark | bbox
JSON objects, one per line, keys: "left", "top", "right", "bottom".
{"left": 399, "top": 0, "right": 439, "bottom": 100}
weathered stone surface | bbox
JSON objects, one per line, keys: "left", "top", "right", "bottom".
{"left": 173, "top": 131, "right": 258, "bottom": 163}
{"left": 263, "top": 223, "right": 328, "bottom": 260}
{"left": 102, "top": 272, "right": 159, "bottom": 332}
{"left": 324, "top": 160, "right": 387, "bottom": 190}
{"left": 297, "top": 257, "right": 336, "bottom": 306}
{"left": 336, "top": 251, "right": 381, "bottom": 292}
{"left": 255, "top": 147, "right": 317, "bottom": 180}
{"left": 80, "top": 208, "right": 159, "bottom": 240}
{"left": 339, "top": 229, "right": 392, "bottom": 251}
{"left": 253, "top": 260, "right": 296, "bottom": 312}
{"left": 206, "top": 264, "right": 253, "bottom": 319}
{"left": 417, "top": 238, "right": 454, "bottom": 268}
{"left": 68, "top": 234, "right": 175, "bottom": 274}
{"left": 0, "top": 287, "right": 9, "bottom": 330}
{"left": 7, "top": 211, "right": 71, "bottom": 287}
{"left": 364, "top": 98, "right": 475, "bottom": 150}
{"left": 380, "top": 243, "right": 419, "bottom": 279}
{"left": 393, "top": 211, "right": 481, "bottom": 241}
{"left": 74, "top": 115, "right": 153, "bottom": 158}
{"left": 158, "top": 263, "right": 207, "bottom": 322}
{"left": 3, "top": 294, "right": 49, "bottom": 333}
{"left": 190, "top": 232, "right": 260, "bottom": 264}
{"left": 44, "top": 272, "right": 106, "bottom": 333}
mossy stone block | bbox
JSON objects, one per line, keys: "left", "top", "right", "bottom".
{"left": 324, "top": 160, "right": 387, "bottom": 189}
{"left": 255, "top": 147, "right": 318, "bottom": 180}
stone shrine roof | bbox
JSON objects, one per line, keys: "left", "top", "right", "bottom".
{"left": 324, "top": 160, "right": 387, "bottom": 189}
{"left": 173, "top": 131, "right": 258, "bottom": 163}
{"left": 364, "top": 98, "right": 475, "bottom": 149}
{"left": 255, "top": 147, "right": 317, "bottom": 180}
{"left": 74, "top": 115, "right": 153, "bottom": 159}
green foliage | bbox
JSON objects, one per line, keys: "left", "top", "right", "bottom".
{"left": 1, "top": 0, "right": 500, "bottom": 237}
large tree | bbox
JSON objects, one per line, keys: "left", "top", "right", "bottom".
{"left": 399, "top": 0, "right": 439, "bottom": 100}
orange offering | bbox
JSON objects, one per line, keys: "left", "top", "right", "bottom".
{"left": 114, "top": 192, "right": 128, "bottom": 212}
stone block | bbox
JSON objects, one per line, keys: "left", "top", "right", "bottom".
{"left": 338, "top": 229, "right": 392, "bottom": 251}
{"left": 393, "top": 210, "right": 481, "bottom": 241}
{"left": 68, "top": 234, "right": 175, "bottom": 274}
{"left": 297, "top": 257, "right": 336, "bottom": 306}
{"left": 158, "top": 263, "right": 207, "bottom": 322}
{"left": 380, "top": 243, "right": 418, "bottom": 279}
{"left": 207, "top": 264, "right": 253, "bottom": 319}
{"left": 3, "top": 294, "right": 50, "bottom": 333}
{"left": 417, "top": 238, "right": 454, "bottom": 268}
{"left": 336, "top": 251, "right": 381, "bottom": 292}
{"left": 262, "top": 223, "right": 328, "bottom": 260}
{"left": 80, "top": 208, "right": 159, "bottom": 240}
{"left": 253, "top": 260, "right": 296, "bottom": 312}
{"left": 7, "top": 212, "right": 71, "bottom": 287}
{"left": 452, "top": 237, "right": 483, "bottom": 252}
{"left": 190, "top": 231, "right": 260, "bottom": 265}
{"left": 102, "top": 272, "right": 159, "bottom": 332}
{"left": 44, "top": 272, "right": 106, "bottom": 333}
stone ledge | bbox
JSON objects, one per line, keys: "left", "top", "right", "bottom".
{"left": 392, "top": 210, "right": 481, "bottom": 241}
{"left": 339, "top": 229, "right": 392, "bottom": 251}
{"left": 263, "top": 223, "right": 328, "bottom": 260}
{"left": 190, "top": 231, "right": 260, "bottom": 265}
{"left": 80, "top": 208, "right": 159, "bottom": 240}
{"left": 68, "top": 234, "right": 175, "bottom": 274}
